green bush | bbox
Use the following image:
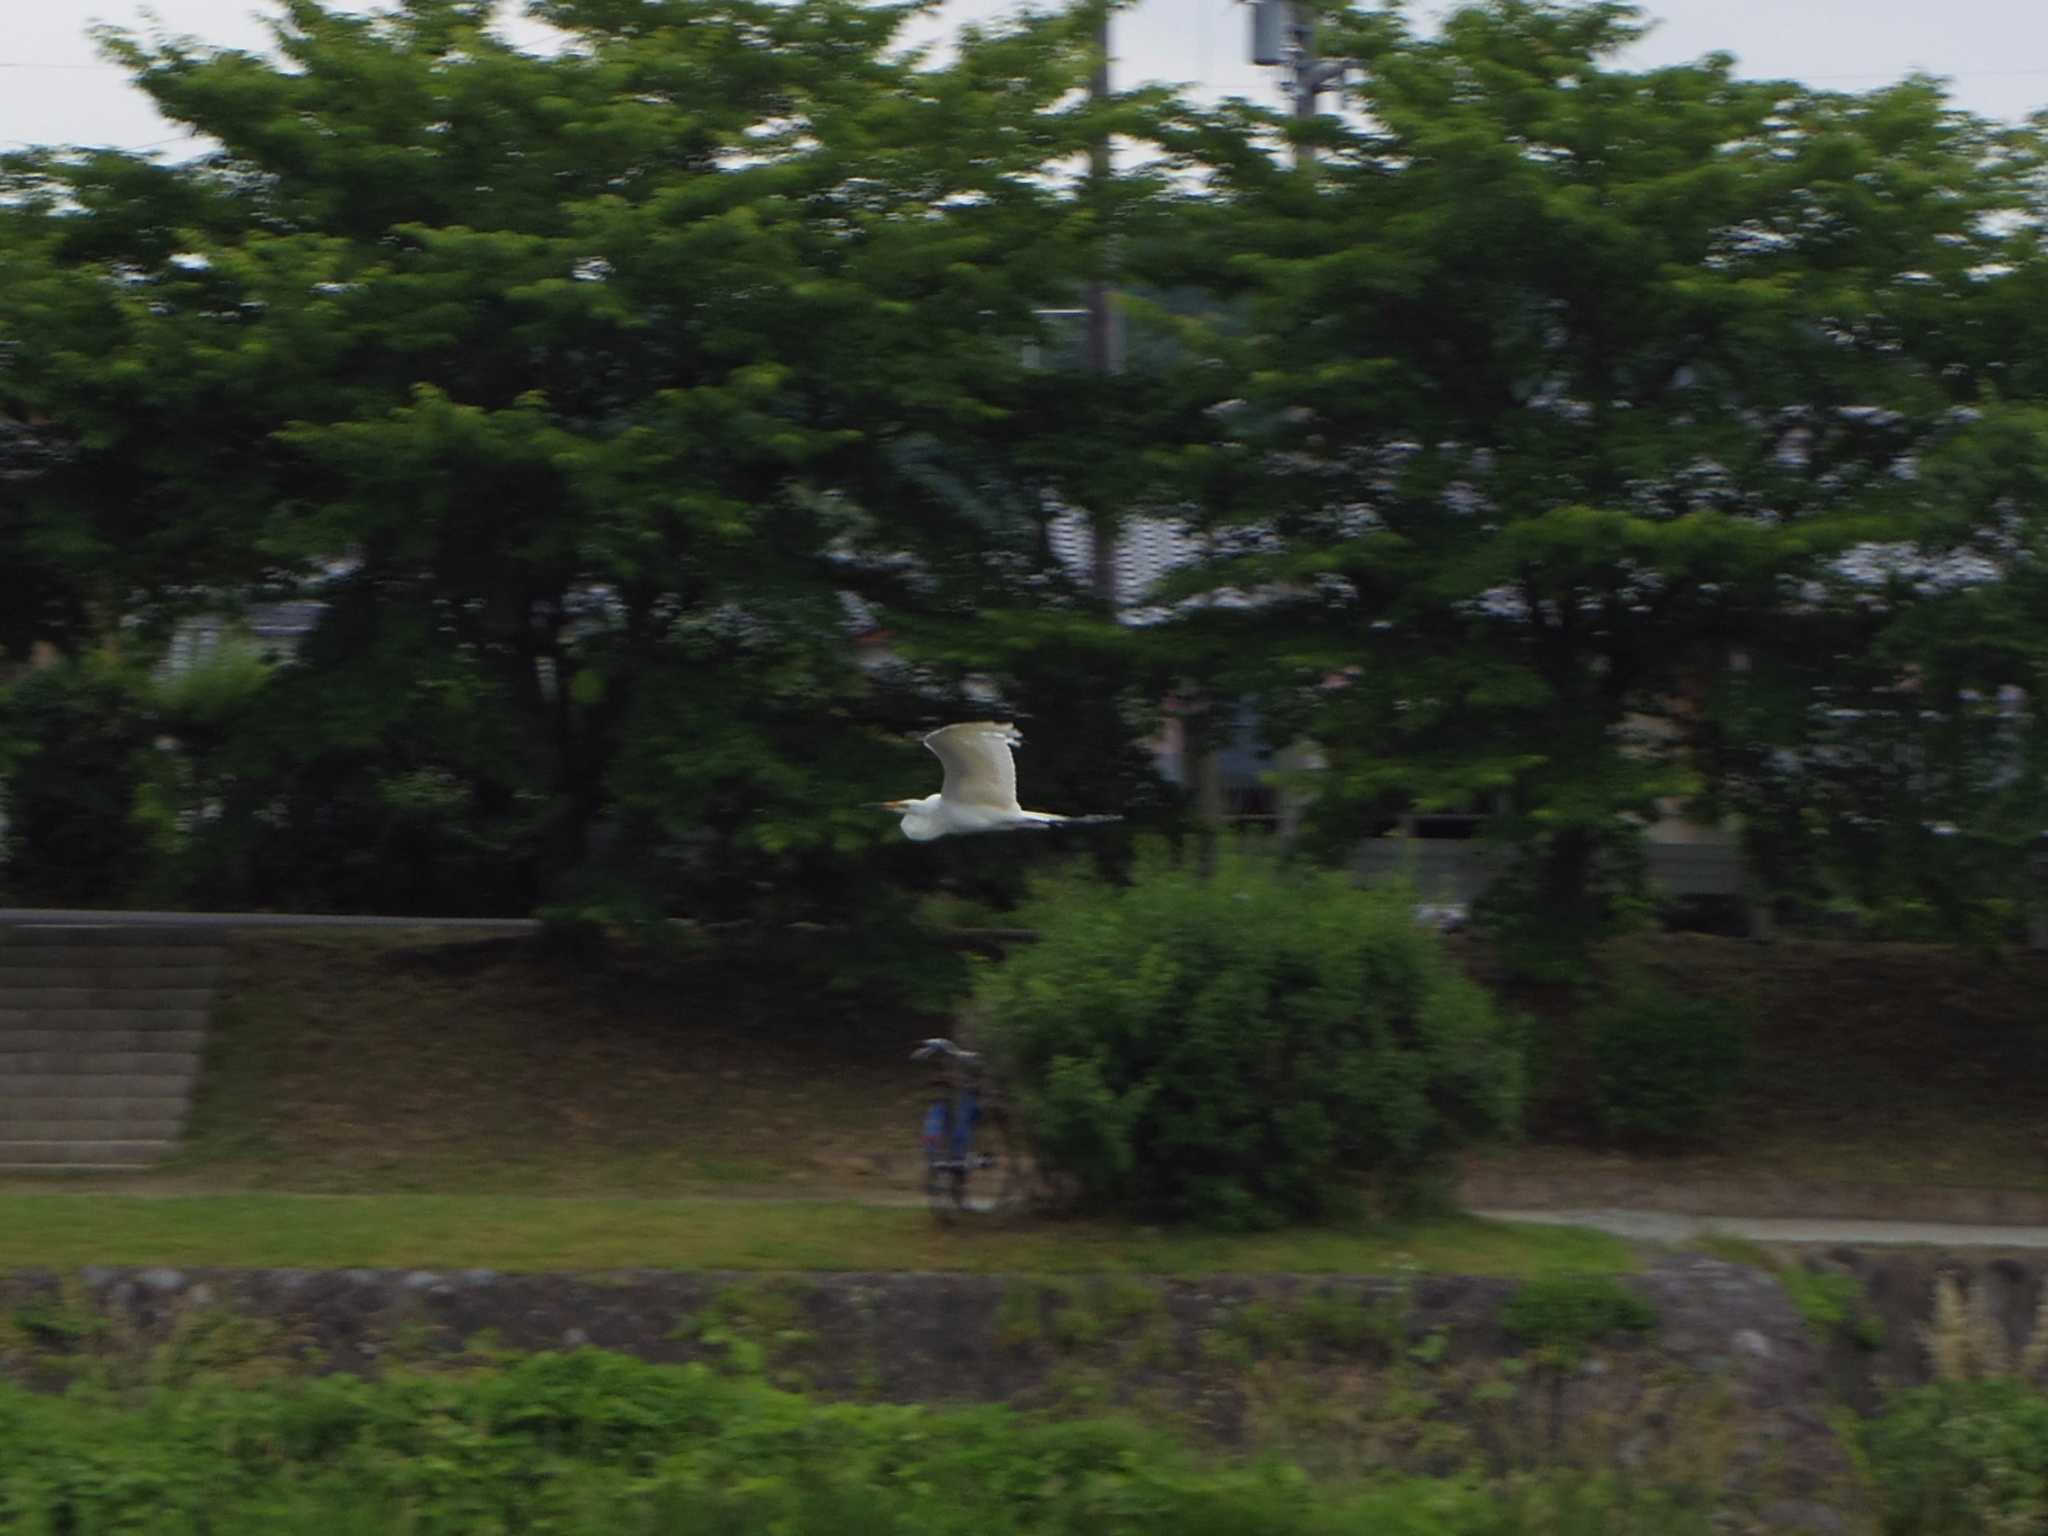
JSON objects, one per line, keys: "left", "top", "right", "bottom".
{"left": 1471, "top": 821, "right": 1656, "bottom": 985}
{"left": 975, "top": 849, "right": 1524, "bottom": 1228}
{"left": 1586, "top": 969, "right": 1751, "bottom": 1145}
{"left": 1780, "top": 1267, "right": 1885, "bottom": 1351}
{"left": 0, "top": 652, "right": 156, "bottom": 904}
{"left": 1863, "top": 1379, "right": 2048, "bottom": 1536}
{"left": 1499, "top": 1273, "right": 1658, "bottom": 1364}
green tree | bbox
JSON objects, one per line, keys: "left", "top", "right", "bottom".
{"left": 1704, "top": 397, "right": 2048, "bottom": 941}
{"left": 0, "top": 0, "right": 1157, "bottom": 917}
{"left": 1142, "top": 0, "right": 2048, "bottom": 969}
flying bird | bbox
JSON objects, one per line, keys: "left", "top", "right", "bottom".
{"left": 871, "top": 722, "right": 1123, "bottom": 842}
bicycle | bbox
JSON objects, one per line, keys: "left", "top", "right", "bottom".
{"left": 912, "top": 1036, "right": 1024, "bottom": 1223}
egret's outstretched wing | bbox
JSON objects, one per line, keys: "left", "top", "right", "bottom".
{"left": 923, "top": 722, "right": 1022, "bottom": 812}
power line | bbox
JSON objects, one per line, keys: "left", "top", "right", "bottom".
{"left": 2, "top": 133, "right": 206, "bottom": 153}
{"left": 1796, "top": 68, "right": 2048, "bottom": 81}
{"left": 0, "top": 53, "right": 2043, "bottom": 79}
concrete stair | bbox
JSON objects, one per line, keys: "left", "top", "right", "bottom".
{"left": 0, "top": 925, "right": 223, "bottom": 1170}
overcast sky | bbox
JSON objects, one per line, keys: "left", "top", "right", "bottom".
{"left": 2, "top": 0, "right": 2044, "bottom": 158}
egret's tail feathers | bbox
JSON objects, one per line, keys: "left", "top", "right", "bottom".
{"left": 1019, "top": 810, "right": 1124, "bottom": 828}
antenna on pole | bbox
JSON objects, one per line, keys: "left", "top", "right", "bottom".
{"left": 1084, "top": 1, "right": 1122, "bottom": 609}
{"left": 1246, "top": 1, "right": 1348, "bottom": 167}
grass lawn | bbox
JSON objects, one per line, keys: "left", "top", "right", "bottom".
{"left": 0, "top": 1194, "right": 1633, "bottom": 1275}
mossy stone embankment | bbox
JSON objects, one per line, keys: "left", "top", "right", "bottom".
{"left": 0, "top": 1255, "right": 1863, "bottom": 1530}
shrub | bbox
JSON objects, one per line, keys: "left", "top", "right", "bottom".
{"left": 0, "top": 652, "right": 156, "bottom": 904}
{"left": 1499, "top": 1273, "right": 1657, "bottom": 1364}
{"left": 1471, "top": 820, "right": 1655, "bottom": 985}
{"left": 1781, "top": 1267, "right": 1884, "bottom": 1352}
{"left": 974, "top": 848, "right": 1524, "bottom": 1228}
{"left": 1586, "top": 968, "right": 1750, "bottom": 1145}
{"left": 1863, "top": 1378, "right": 2048, "bottom": 1536}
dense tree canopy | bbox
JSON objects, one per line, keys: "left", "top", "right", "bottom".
{"left": 0, "top": 0, "right": 1170, "bottom": 917}
{"left": 1137, "top": 0, "right": 2048, "bottom": 950}
{"left": 2, "top": 0, "right": 2044, "bottom": 944}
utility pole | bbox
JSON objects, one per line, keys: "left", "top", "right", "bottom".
{"left": 1084, "top": 1, "right": 1122, "bottom": 610}
{"left": 1198, "top": 1, "right": 1346, "bottom": 853}
{"left": 1249, "top": 1, "right": 1347, "bottom": 168}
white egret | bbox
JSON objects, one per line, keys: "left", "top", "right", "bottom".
{"left": 871, "top": 722, "right": 1122, "bottom": 842}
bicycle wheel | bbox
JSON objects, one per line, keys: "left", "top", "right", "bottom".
{"left": 930, "top": 1105, "right": 1023, "bottom": 1223}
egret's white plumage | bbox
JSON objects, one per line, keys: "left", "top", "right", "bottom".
{"left": 873, "top": 721, "right": 1122, "bottom": 842}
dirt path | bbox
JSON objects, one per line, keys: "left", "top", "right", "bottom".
{"left": 1474, "top": 1206, "right": 2048, "bottom": 1249}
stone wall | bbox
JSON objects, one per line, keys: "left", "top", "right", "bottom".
{"left": 1799, "top": 1248, "right": 2048, "bottom": 1411}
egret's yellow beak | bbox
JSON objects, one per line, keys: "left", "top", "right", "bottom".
{"left": 864, "top": 800, "right": 913, "bottom": 813}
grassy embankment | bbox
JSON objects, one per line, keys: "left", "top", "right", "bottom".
{"left": 0, "top": 927, "right": 1624, "bottom": 1273}
{"left": 147, "top": 928, "right": 2048, "bottom": 1197}
{"left": 5, "top": 925, "right": 2046, "bottom": 1271}
{"left": 1464, "top": 931, "right": 2048, "bottom": 1192}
